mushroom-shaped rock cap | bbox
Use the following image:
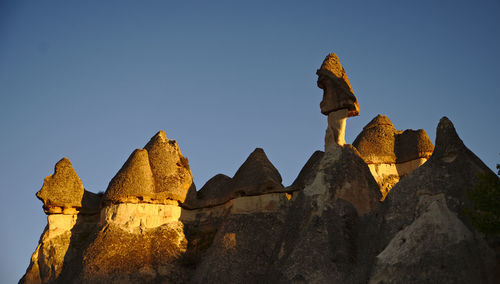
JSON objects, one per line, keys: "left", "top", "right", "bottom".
{"left": 316, "top": 53, "right": 359, "bottom": 117}
{"left": 354, "top": 114, "right": 435, "bottom": 165}
{"left": 232, "top": 148, "right": 284, "bottom": 195}
{"left": 353, "top": 115, "right": 398, "bottom": 164}
{"left": 36, "top": 157, "right": 85, "bottom": 209}
{"left": 395, "top": 129, "right": 434, "bottom": 163}
{"left": 144, "top": 130, "right": 193, "bottom": 203}
{"left": 102, "top": 149, "right": 155, "bottom": 205}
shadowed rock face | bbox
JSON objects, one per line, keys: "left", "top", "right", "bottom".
{"left": 395, "top": 129, "right": 435, "bottom": 163}
{"left": 288, "top": 150, "right": 325, "bottom": 191}
{"left": 36, "top": 158, "right": 85, "bottom": 210}
{"left": 231, "top": 148, "right": 283, "bottom": 195}
{"left": 369, "top": 117, "right": 497, "bottom": 284}
{"left": 182, "top": 148, "right": 284, "bottom": 209}
{"left": 316, "top": 53, "right": 359, "bottom": 117}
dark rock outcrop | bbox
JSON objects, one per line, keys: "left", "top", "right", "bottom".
{"left": 395, "top": 129, "right": 435, "bottom": 163}
{"left": 288, "top": 150, "right": 324, "bottom": 191}
{"left": 369, "top": 117, "right": 497, "bottom": 283}
{"left": 182, "top": 148, "right": 284, "bottom": 209}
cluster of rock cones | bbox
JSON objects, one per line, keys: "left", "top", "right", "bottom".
{"left": 20, "top": 114, "right": 499, "bottom": 283}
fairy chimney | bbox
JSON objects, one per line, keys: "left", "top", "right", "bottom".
{"left": 316, "top": 53, "right": 359, "bottom": 149}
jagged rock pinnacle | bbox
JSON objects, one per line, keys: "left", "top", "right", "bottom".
{"left": 432, "top": 116, "right": 466, "bottom": 161}
{"left": 143, "top": 130, "right": 192, "bottom": 203}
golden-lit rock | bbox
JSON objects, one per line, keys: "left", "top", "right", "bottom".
{"left": 316, "top": 53, "right": 359, "bottom": 117}
{"left": 353, "top": 114, "right": 434, "bottom": 199}
{"left": 144, "top": 130, "right": 193, "bottom": 203}
{"left": 36, "top": 157, "right": 84, "bottom": 210}
{"left": 102, "top": 149, "right": 156, "bottom": 205}
{"left": 353, "top": 115, "right": 398, "bottom": 164}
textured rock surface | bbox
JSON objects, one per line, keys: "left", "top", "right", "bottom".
{"left": 21, "top": 52, "right": 498, "bottom": 283}
{"left": 288, "top": 150, "right": 324, "bottom": 191}
{"left": 81, "top": 223, "right": 189, "bottom": 283}
{"left": 369, "top": 117, "right": 497, "bottom": 283}
{"left": 353, "top": 114, "right": 434, "bottom": 199}
{"left": 36, "top": 158, "right": 85, "bottom": 211}
{"left": 182, "top": 148, "right": 284, "bottom": 209}
{"left": 144, "top": 130, "right": 193, "bottom": 203}
{"left": 102, "top": 149, "right": 156, "bottom": 205}
{"left": 395, "top": 129, "right": 434, "bottom": 163}
{"left": 316, "top": 53, "right": 359, "bottom": 117}
{"left": 20, "top": 212, "right": 100, "bottom": 284}
{"left": 102, "top": 131, "right": 193, "bottom": 205}
{"left": 325, "top": 108, "right": 348, "bottom": 149}
{"left": 303, "top": 145, "right": 381, "bottom": 216}
{"left": 353, "top": 115, "right": 398, "bottom": 164}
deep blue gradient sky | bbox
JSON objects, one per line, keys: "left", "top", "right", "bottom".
{"left": 1, "top": 1, "right": 499, "bottom": 282}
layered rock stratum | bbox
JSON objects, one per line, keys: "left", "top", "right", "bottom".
{"left": 20, "top": 54, "right": 498, "bottom": 283}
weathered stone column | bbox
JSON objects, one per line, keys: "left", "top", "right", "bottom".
{"left": 316, "top": 53, "right": 359, "bottom": 150}
{"left": 325, "top": 108, "right": 348, "bottom": 149}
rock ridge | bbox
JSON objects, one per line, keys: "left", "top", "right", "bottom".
{"left": 182, "top": 148, "right": 285, "bottom": 209}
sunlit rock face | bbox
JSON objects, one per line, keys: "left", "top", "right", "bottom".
{"left": 20, "top": 159, "right": 101, "bottom": 284}
{"left": 102, "top": 130, "right": 193, "bottom": 206}
{"left": 316, "top": 53, "right": 359, "bottom": 149}
{"left": 78, "top": 131, "right": 194, "bottom": 283}
{"left": 36, "top": 158, "right": 84, "bottom": 213}
{"left": 316, "top": 53, "right": 359, "bottom": 117}
{"left": 144, "top": 130, "right": 193, "bottom": 203}
{"left": 353, "top": 114, "right": 434, "bottom": 199}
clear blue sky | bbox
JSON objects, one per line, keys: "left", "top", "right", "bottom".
{"left": 1, "top": 0, "right": 499, "bottom": 282}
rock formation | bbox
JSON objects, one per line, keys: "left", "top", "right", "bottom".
{"left": 369, "top": 117, "right": 497, "bottom": 283}
{"left": 21, "top": 158, "right": 101, "bottom": 283}
{"left": 21, "top": 53, "right": 498, "bottom": 284}
{"left": 317, "top": 53, "right": 359, "bottom": 148}
{"left": 353, "top": 114, "right": 434, "bottom": 199}
{"left": 183, "top": 148, "right": 284, "bottom": 209}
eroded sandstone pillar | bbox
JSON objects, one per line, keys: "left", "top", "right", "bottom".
{"left": 316, "top": 53, "right": 359, "bottom": 150}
